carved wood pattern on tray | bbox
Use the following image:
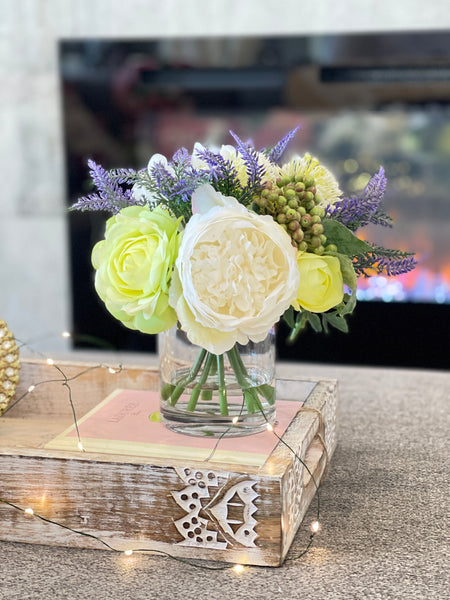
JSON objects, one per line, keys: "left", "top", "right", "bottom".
{"left": 172, "top": 467, "right": 259, "bottom": 549}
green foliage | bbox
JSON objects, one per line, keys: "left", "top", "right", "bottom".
{"left": 322, "top": 219, "right": 372, "bottom": 256}
{"left": 286, "top": 307, "right": 350, "bottom": 343}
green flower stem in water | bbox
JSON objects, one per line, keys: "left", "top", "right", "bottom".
{"left": 186, "top": 353, "right": 215, "bottom": 412}
{"left": 169, "top": 347, "right": 207, "bottom": 406}
{"left": 201, "top": 389, "right": 213, "bottom": 401}
{"left": 217, "top": 354, "right": 228, "bottom": 416}
{"left": 226, "top": 346, "right": 259, "bottom": 414}
{"left": 165, "top": 343, "right": 274, "bottom": 417}
{"left": 231, "top": 345, "right": 275, "bottom": 406}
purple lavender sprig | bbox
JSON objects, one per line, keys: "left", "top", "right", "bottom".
{"left": 144, "top": 150, "right": 210, "bottom": 221}
{"left": 194, "top": 146, "right": 239, "bottom": 184}
{"left": 70, "top": 160, "right": 139, "bottom": 214}
{"left": 327, "top": 167, "right": 392, "bottom": 231}
{"left": 353, "top": 245, "right": 418, "bottom": 277}
{"left": 229, "top": 131, "right": 266, "bottom": 203}
{"left": 263, "top": 126, "right": 300, "bottom": 163}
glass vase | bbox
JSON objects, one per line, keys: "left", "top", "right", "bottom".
{"left": 159, "top": 326, "right": 276, "bottom": 437}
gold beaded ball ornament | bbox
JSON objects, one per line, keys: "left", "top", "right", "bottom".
{"left": 0, "top": 320, "right": 20, "bottom": 416}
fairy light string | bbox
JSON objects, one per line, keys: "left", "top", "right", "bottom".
{"left": 0, "top": 331, "right": 326, "bottom": 571}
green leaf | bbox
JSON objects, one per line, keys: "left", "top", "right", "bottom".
{"left": 334, "top": 253, "right": 358, "bottom": 316}
{"left": 324, "top": 311, "right": 349, "bottom": 333}
{"left": 322, "top": 219, "right": 372, "bottom": 256}
{"left": 283, "top": 306, "right": 295, "bottom": 329}
{"left": 307, "top": 312, "right": 322, "bottom": 333}
{"left": 287, "top": 310, "right": 308, "bottom": 344}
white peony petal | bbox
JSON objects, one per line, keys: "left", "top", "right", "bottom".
{"left": 191, "top": 184, "right": 240, "bottom": 215}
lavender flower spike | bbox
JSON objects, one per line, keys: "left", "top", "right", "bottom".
{"left": 264, "top": 126, "right": 300, "bottom": 163}
{"left": 327, "top": 167, "right": 391, "bottom": 231}
{"left": 229, "top": 131, "right": 266, "bottom": 190}
{"left": 71, "top": 160, "right": 136, "bottom": 213}
{"left": 378, "top": 255, "right": 418, "bottom": 277}
{"left": 362, "top": 166, "right": 386, "bottom": 210}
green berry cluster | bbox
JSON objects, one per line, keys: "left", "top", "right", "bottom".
{"left": 251, "top": 175, "right": 337, "bottom": 255}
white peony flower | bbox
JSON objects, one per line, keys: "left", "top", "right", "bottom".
{"left": 169, "top": 184, "right": 299, "bottom": 354}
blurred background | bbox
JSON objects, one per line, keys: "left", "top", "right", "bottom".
{"left": 2, "top": 0, "right": 450, "bottom": 369}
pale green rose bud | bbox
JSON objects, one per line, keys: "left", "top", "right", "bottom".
{"left": 288, "top": 198, "right": 299, "bottom": 209}
{"left": 277, "top": 213, "right": 287, "bottom": 224}
{"left": 311, "top": 223, "right": 324, "bottom": 236}
{"left": 292, "top": 229, "right": 304, "bottom": 243}
{"left": 310, "top": 206, "right": 325, "bottom": 217}
{"left": 325, "top": 244, "right": 338, "bottom": 253}
{"left": 92, "top": 205, "right": 181, "bottom": 335}
{"left": 257, "top": 197, "right": 268, "bottom": 209}
{"left": 301, "top": 215, "right": 312, "bottom": 228}
{"left": 277, "top": 195, "right": 287, "bottom": 207}
{"left": 285, "top": 188, "right": 296, "bottom": 199}
{"left": 314, "top": 245, "right": 325, "bottom": 255}
{"left": 288, "top": 220, "right": 300, "bottom": 231}
{"left": 298, "top": 241, "right": 308, "bottom": 252}
{"left": 311, "top": 215, "right": 322, "bottom": 225}
{"left": 285, "top": 208, "right": 298, "bottom": 221}
{"left": 310, "top": 235, "right": 322, "bottom": 248}
{"left": 277, "top": 176, "right": 291, "bottom": 188}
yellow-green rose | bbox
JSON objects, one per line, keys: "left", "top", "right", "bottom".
{"left": 92, "top": 205, "right": 181, "bottom": 334}
{"left": 293, "top": 253, "right": 344, "bottom": 313}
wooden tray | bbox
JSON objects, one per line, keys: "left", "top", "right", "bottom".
{"left": 0, "top": 358, "right": 337, "bottom": 566}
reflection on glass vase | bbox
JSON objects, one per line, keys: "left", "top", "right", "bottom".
{"left": 159, "top": 325, "right": 276, "bottom": 437}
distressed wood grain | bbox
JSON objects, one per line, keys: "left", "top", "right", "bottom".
{"left": 0, "top": 359, "right": 337, "bottom": 566}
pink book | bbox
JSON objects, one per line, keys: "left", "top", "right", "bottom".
{"left": 46, "top": 381, "right": 316, "bottom": 467}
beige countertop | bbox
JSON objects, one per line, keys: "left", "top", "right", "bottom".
{"left": 1, "top": 355, "right": 449, "bottom": 600}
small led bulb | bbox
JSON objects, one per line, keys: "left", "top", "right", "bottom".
{"left": 233, "top": 564, "right": 244, "bottom": 573}
{"left": 27, "top": 385, "right": 36, "bottom": 393}
{"left": 108, "top": 367, "right": 117, "bottom": 374}
{"left": 61, "top": 331, "right": 71, "bottom": 338}
{"left": 46, "top": 358, "right": 54, "bottom": 366}
{"left": 266, "top": 423, "right": 274, "bottom": 432}
{"left": 124, "top": 549, "right": 133, "bottom": 556}
{"left": 311, "top": 521, "right": 320, "bottom": 533}
{"left": 77, "top": 441, "right": 85, "bottom": 451}
{"left": 232, "top": 416, "right": 239, "bottom": 424}
{"left": 24, "top": 508, "right": 34, "bottom": 515}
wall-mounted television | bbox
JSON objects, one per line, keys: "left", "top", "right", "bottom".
{"left": 60, "top": 33, "right": 450, "bottom": 369}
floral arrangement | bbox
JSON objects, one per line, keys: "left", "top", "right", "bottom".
{"left": 72, "top": 128, "right": 416, "bottom": 425}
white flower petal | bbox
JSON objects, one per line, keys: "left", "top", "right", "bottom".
{"left": 191, "top": 184, "right": 240, "bottom": 215}
{"left": 147, "top": 153, "right": 175, "bottom": 176}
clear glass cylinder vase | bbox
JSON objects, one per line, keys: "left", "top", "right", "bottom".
{"left": 159, "top": 326, "right": 276, "bottom": 437}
